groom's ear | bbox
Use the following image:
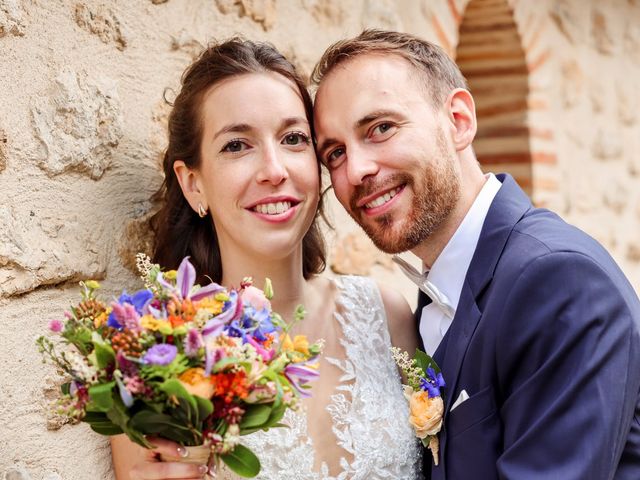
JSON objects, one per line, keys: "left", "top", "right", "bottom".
{"left": 443, "top": 88, "right": 477, "bottom": 152}
{"left": 173, "top": 160, "right": 207, "bottom": 213}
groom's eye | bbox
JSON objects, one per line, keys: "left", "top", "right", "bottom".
{"left": 371, "top": 122, "right": 395, "bottom": 138}
{"left": 326, "top": 147, "right": 345, "bottom": 166}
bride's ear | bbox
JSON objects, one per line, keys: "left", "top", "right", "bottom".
{"left": 173, "top": 160, "right": 207, "bottom": 214}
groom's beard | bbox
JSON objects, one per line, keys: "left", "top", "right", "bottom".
{"left": 349, "top": 132, "right": 461, "bottom": 255}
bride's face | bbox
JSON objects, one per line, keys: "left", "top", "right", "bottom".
{"left": 194, "top": 72, "right": 319, "bottom": 262}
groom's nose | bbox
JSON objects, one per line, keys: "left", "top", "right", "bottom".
{"left": 346, "top": 146, "right": 379, "bottom": 186}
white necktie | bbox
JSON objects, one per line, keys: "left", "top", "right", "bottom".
{"left": 392, "top": 256, "right": 455, "bottom": 319}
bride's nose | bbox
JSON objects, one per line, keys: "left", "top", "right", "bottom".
{"left": 256, "top": 144, "right": 289, "bottom": 185}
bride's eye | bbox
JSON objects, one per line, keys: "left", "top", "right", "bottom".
{"left": 282, "top": 132, "right": 310, "bottom": 146}
{"left": 221, "top": 139, "right": 248, "bottom": 153}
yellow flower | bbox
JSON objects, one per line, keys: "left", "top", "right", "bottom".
{"left": 164, "top": 270, "right": 177, "bottom": 281}
{"left": 404, "top": 386, "right": 444, "bottom": 439}
{"left": 94, "top": 311, "right": 108, "bottom": 328}
{"left": 281, "top": 334, "right": 311, "bottom": 361}
{"left": 85, "top": 280, "right": 100, "bottom": 290}
{"left": 197, "top": 298, "right": 224, "bottom": 315}
{"left": 179, "top": 368, "right": 214, "bottom": 399}
{"left": 141, "top": 315, "right": 172, "bottom": 332}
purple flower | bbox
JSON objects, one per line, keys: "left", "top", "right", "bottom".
{"left": 184, "top": 328, "right": 204, "bottom": 357}
{"left": 284, "top": 362, "right": 320, "bottom": 398}
{"left": 158, "top": 257, "right": 224, "bottom": 301}
{"left": 420, "top": 367, "right": 446, "bottom": 398}
{"left": 48, "top": 319, "right": 64, "bottom": 333}
{"left": 143, "top": 344, "right": 177, "bottom": 366}
{"left": 116, "top": 375, "right": 134, "bottom": 407}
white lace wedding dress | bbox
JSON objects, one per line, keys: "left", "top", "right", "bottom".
{"left": 219, "top": 275, "right": 422, "bottom": 479}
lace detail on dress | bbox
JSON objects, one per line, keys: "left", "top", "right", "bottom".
{"left": 219, "top": 276, "right": 422, "bottom": 480}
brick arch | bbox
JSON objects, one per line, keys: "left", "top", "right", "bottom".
{"left": 456, "top": 0, "right": 534, "bottom": 193}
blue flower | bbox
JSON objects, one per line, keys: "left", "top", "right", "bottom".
{"left": 107, "top": 289, "right": 153, "bottom": 329}
{"left": 420, "top": 367, "right": 446, "bottom": 398}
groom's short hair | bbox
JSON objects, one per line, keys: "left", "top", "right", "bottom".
{"left": 312, "top": 29, "right": 468, "bottom": 107}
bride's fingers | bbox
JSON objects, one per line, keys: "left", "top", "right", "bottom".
{"left": 145, "top": 437, "right": 189, "bottom": 460}
{"left": 130, "top": 461, "right": 208, "bottom": 479}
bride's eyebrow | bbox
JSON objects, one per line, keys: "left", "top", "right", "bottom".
{"left": 279, "top": 116, "right": 309, "bottom": 130}
{"left": 213, "top": 123, "right": 253, "bottom": 140}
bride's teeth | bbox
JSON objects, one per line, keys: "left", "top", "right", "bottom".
{"left": 254, "top": 201, "right": 292, "bottom": 215}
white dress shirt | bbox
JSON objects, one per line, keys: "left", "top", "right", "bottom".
{"left": 418, "top": 174, "right": 502, "bottom": 355}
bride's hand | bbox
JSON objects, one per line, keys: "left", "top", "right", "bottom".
{"left": 128, "top": 437, "right": 209, "bottom": 480}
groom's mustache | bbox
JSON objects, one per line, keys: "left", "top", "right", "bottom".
{"left": 349, "top": 173, "right": 412, "bottom": 212}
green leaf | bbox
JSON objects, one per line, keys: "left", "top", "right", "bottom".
{"left": 90, "top": 423, "right": 124, "bottom": 436}
{"left": 239, "top": 404, "right": 272, "bottom": 430}
{"left": 159, "top": 379, "right": 198, "bottom": 415}
{"left": 194, "top": 395, "right": 214, "bottom": 424}
{"left": 87, "top": 382, "right": 116, "bottom": 412}
{"left": 415, "top": 349, "right": 440, "bottom": 375}
{"left": 92, "top": 338, "right": 116, "bottom": 369}
{"left": 221, "top": 444, "right": 260, "bottom": 478}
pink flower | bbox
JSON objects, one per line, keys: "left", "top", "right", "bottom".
{"left": 48, "top": 319, "right": 63, "bottom": 333}
{"left": 241, "top": 286, "right": 271, "bottom": 311}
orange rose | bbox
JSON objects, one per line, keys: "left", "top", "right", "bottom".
{"left": 178, "top": 368, "right": 214, "bottom": 399}
{"left": 404, "top": 386, "right": 444, "bottom": 438}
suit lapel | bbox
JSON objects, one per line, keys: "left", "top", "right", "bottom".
{"left": 434, "top": 174, "right": 532, "bottom": 472}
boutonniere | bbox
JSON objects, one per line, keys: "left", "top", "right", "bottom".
{"left": 391, "top": 347, "right": 445, "bottom": 466}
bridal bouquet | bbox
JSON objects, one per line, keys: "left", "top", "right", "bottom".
{"left": 37, "top": 254, "right": 322, "bottom": 478}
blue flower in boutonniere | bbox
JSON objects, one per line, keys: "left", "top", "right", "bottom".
{"left": 391, "top": 347, "right": 446, "bottom": 466}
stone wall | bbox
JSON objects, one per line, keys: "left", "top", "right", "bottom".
{"left": 1, "top": 1, "right": 638, "bottom": 478}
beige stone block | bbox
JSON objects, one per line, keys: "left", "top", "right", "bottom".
{"left": 627, "top": 242, "right": 640, "bottom": 262}
{"left": 303, "top": 0, "right": 343, "bottom": 26}
{"left": 592, "top": 8, "right": 616, "bottom": 55}
{"left": 170, "top": 29, "right": 205, "bottom": 59}
{"left": 31, "top": 68, "right": 123, "bottom": 180}
{"left": 550, "top": 0, "right": 587, "bottom": 45}
{"left": 0, "top": 127, "right": 6, "bottom": 172}
{"left": 0, "top": 0, "right": 25, "bottom": 37}
{"left": 361, "top": 0, "right": 403, "bottom": 30}
{"left": 75, "top": 3, "right": 127, "bottom": 51}
{"left": 603, "top": 179, "right": 629, "bottom": 215}
{"left": 592, "top": 127, "right": 623, "bottom": 160}
{"left": 624, "top": 19, "right": 640, "bottom": 63}
{"left": 0, "top": 205, "right": 107, "bottom": 298}
{"left": 330, "top": 231, "right": 393, "bottom": 276}
{"left": 617, "top": 77, "right": 638, "bottom": 125}
{"left": 560, "top": 60, "right": 584, "bottom": 108}
{"left": 215, "top": 0, "right": 276, "bottom": 31}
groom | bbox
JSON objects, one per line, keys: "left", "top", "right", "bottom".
{"left": 313, "top": 30, "right": 640, "bottom": 479}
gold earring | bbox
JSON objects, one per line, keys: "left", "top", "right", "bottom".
{"left": 198, "top": 203, "right": 208, "bottom": 218}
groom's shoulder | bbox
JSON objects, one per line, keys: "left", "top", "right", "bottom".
{"left": 498, "top": 205, "right": 634, "bottom": 297}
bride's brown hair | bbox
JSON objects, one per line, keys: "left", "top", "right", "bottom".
{"left": 151, "top": 38, "right": 326, "bottom": 283}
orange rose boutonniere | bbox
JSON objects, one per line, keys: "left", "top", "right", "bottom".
{"left": 391, "top": 347, "right": 446, "bottom": 466}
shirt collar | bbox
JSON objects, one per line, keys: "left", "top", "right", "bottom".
{"left": 426, "top": 173, "right": 502, "bottom": 312}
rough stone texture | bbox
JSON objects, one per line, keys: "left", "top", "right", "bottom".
{"left": 1, "top": 1, "right": 639, "bottom": 479}
{"left": 117, "top": 213, "right": 156, "bottom": 275}
{"left": 0, "top": 0, "right": 25, "bottom": 37}
{"left": 215, "top": 0, "right": 276, "bottom": 31}
{"left": 550, "top": 0, "right": 586, "bottom": 45}
{"left": 0, "top": 128, "right": 6, "bottom": 172}
{"left": 74, "top": 3, "right": 127, "bottom": 51}
{"left": 31, "top": 68, "right": 123, "bottom": 180}
{"left": 592, "top": 8, "right": 615, "bottom": 54}
{"left": 0, "top": 204, "right": 108, "bottom": 298}
{"left": 592, "top": 127, "right": 623, "bottom": 161}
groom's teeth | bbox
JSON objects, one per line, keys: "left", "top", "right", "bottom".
{"left": 365, "top": 187, "right": 400, "bottom": 209}
{"left": 254, "top": 201, "right": 292, "bottom": 215}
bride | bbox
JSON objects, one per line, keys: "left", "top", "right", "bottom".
{"left": 110, "top": 38, "right": 422, "bottom": 480}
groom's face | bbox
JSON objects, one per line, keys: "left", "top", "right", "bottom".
{"left": 314, "top": 54, "right": 460, "bottom": 254}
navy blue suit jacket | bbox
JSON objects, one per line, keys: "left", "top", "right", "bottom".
{"left": 416, "top": 174, "right": 640, "bottom": 479}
